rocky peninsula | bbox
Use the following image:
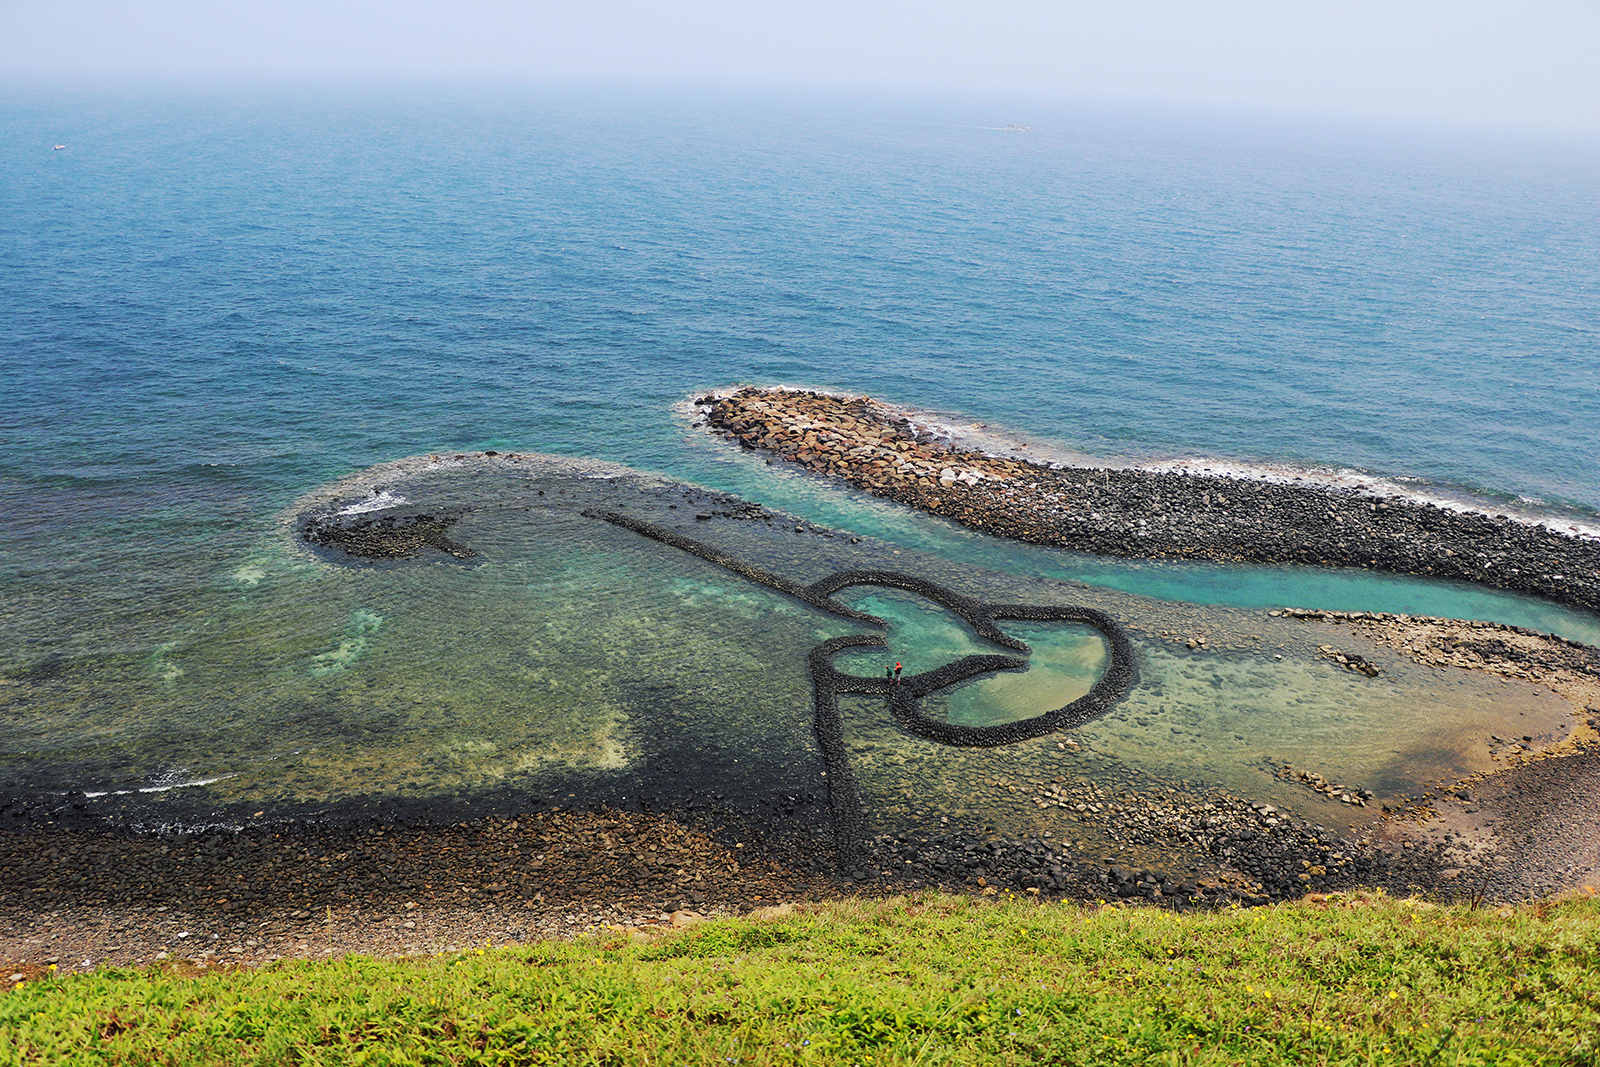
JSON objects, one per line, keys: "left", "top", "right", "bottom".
{"left": 694, "top": 387, "right": 1600, "bottom": 613}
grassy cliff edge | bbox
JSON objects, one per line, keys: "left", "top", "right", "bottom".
{"left": 5, "top": 890, "right": 1597, "bottom": 1065}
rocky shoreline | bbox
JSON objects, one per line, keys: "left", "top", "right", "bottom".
{"left": 0, "top": 808, "right": 829, "bottom": 974}
{"left": 694, "top": 387, "right": 1600, "bottom": 612}
{"left": 9, "top": 607, "right": 1592, "bottom": 973}
{"left": 0, "top": 786, "right": 1478, "bottom": 975}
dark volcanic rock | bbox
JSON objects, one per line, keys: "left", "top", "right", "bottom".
{"left": 301, "top": 512, "right": 475, "bottom": 561}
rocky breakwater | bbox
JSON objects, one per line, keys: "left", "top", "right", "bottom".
{"left": 696, "top": 388, "right": 1600, "bottom": 613}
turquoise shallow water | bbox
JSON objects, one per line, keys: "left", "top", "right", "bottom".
{"left": 1, "top": 83, "right": 1597, "bottom": 834}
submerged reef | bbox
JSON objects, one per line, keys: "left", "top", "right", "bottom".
{"left": 696, "top": 387, "right": 1600, "bottom": 612}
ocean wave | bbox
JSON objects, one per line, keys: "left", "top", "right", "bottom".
{"left": 1134, "top": 458, "right": 1600, "bottom": 542}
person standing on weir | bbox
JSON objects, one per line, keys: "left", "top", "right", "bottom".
{"left": 894, "top": 662, "right": 903, "bottom": 685}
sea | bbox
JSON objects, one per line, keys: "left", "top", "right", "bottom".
{"left": 2, "top": 82, "right": 1598, "bottom": 850}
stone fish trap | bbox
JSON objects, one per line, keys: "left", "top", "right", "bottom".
{"left": 600, "top": 512, "right": 1139, "bottom": 865}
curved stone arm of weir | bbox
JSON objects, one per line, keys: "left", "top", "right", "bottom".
{"left": 598, "top": 512, "right": 884, "bottom": 624}
{"left": 814, "top": 635, "right": 1136, "bottom": 748}
{"left": 806, "top": 633, "right": 888, "bottom": 865}
{"left": 804, "top": 569, "right": 1027, "bottom": 651}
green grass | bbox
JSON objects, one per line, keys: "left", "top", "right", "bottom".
{"left": 5, "top": 891, "right": 1599, "bottom": 1065}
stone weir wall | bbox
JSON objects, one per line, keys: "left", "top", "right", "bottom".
{"left": 696, "top": 388, "right": 1600, "bottom": 615}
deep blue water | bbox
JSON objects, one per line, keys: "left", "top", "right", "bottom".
{"left": 2, "top": 82, "right": 1598, "bottom": 813}
{"left": 5, "top": 85, "right": 1597, "bottom": 509}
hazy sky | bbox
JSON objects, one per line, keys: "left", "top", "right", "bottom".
{"left": 4, "top": 0, "right": 1596, "bottom": 135}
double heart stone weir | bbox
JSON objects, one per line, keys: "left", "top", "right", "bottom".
{"left": 601, "top": 512, "right": 1139, "bottom": 866}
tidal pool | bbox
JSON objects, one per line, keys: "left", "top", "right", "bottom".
{"left": 829, "top": 591, "right": 1108, "bottom": 729}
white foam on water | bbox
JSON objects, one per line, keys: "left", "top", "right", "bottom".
{"left": 337, "top": 489, "right": 409, "bottom": 515}
{"left": 826, "top": 391, "right": 1600, "bottom": 544}
{"left": 79, "top": 773, "right": 236, "bottom": 799}
{"left": 1140, "top": 456, "right": 1600, "bottom": 542}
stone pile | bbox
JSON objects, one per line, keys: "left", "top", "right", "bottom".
{"left": 1276, "top": 765, "right": 1375, "bottom": 807}
{"left": 697, "top": 388, "right": 1033, "bottom": 494}
{"left": 1315, "top": 645, "right": 1383, "bottom": 676}
{"left": 300, "top": 512, "right": 475, "bottom": 560}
